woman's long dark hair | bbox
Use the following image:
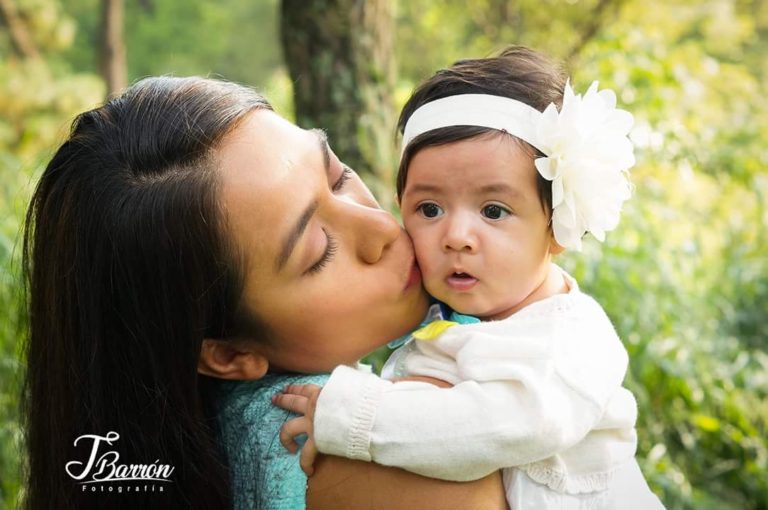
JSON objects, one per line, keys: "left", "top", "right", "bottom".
{"left": 21, "top": 77, "right": 270, "bottom": 509}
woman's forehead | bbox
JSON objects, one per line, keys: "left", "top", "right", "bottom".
{"left": 218, "top": 112, "right": 311, "bottom": 172}
{"left": 215, "top": 111, "right": 324, "bottom": 278}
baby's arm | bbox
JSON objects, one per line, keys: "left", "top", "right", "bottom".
{"left": 274, "top": 376, "right": 452, "bottom": 475}
{"left": 318, "top": 368, "right": 609, "bottom": 481}
{"left": 278, "top": 310, "right": 630, "bottom": 482}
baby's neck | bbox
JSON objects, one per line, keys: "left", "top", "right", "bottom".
{"left": 479, "top": 264, "right": 569, "bottom": 321}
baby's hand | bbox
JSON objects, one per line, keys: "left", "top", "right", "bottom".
{"left": 272, "top": 384, "right": 323, "bottom": 476}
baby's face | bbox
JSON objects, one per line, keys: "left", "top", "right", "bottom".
{"left": 400, "top": 134, "right": 560, "bottom": 320}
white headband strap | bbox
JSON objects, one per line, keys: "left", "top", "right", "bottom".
{"left": 401, "top": 94, "right": 545, "bottom": 154}
{"left": 399, "top": 82, "right": 635, "bottom": 252}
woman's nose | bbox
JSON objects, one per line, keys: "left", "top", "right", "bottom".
{"left": 347, "top": 201, "right": 401, "bottom": 264}
{"left": 442, "top": 213, "right": 478, "bottom": 253}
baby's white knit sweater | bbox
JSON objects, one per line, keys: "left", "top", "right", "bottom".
{"left": 314, "top": 267, "right": 646, "bottom": 499}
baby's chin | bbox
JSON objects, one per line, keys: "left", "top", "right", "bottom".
{"left": 427, "top": 288, "right": 498, "bottom": 318}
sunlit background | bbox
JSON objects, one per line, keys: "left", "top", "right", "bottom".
{"left": 1, "top": 1, "right": 766, "bottom": 508}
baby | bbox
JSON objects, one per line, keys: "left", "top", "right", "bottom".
{"left": 275, "top": 46, "right": 664, "bottom": 509}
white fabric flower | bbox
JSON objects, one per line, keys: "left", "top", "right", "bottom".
{"left": 534, "top": 80, "right": 635, "bottom": 251}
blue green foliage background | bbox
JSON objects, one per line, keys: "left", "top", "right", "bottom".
{"left": 1, "top": 0, "right": 766, "bottom": 508}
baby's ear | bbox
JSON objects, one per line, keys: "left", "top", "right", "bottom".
{"left": 198, "top": 338, "right": 269, "bottom": 381}
{"left": 549, "top": 232, "right": 566, "bottom": 255}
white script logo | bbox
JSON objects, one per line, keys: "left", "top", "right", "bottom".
{"left": 65, "top": 431, "right": 174, "bottom": 485}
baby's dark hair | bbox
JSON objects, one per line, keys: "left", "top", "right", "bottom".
{"left": 396, "top": 46, "right": 566, "bottom": 216}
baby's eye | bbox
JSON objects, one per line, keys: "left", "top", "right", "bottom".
{"left": 417, "top": 202, "right": 444, "bottom": 219}
{"left": 481, "top": 204, "right": 510, "bottom": 220}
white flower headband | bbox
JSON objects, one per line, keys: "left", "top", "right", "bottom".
{"left": 401, "top": 80, "right": 635, "bottom": 251}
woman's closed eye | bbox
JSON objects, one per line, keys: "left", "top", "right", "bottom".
{"left": 305, "top": 230, "right": 337, "bottom": 275}
{"left": 332, "top": 164, "right": 353, "bottom": 192}
{"left": 304, "top": 165, "right": 351, "bottom": 276}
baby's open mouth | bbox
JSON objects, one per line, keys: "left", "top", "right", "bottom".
{"left": 446, "top": 271, "right": 478, "bottom": 290}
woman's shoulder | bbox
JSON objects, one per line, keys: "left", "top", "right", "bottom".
{"left": 216, "top": 373, "right": 329, "bottom": 510}
{"left": 218, "top": 373, "right": 329, "bottom": 415}
{"left": 217, "top": 371, "right": 330, "bottom": 446}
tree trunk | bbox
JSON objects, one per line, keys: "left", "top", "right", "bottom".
{"left": 0, "top": 0, "right": 40, "bottom": 59}
{"left": 100, "top": 0, "right": 127, "bottom": 97}
{"left": 280, "top": 0, "right": 396, "bottom": 203}
{"left": 566, "top": 0, "right": 626, "bottom": 65}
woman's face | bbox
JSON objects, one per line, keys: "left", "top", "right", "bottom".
{"left": 216, "top": 110, "right": 428, "bottom": 373}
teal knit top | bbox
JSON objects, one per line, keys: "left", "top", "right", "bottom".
{"left": 217, "top": 373, "right": 330, "bottom": 510}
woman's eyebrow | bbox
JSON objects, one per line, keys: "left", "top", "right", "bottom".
{"left": 275, "top": 130, "right": 329, "bottom": 272}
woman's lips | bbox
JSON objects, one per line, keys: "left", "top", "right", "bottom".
{"left": 446, "top": 272, "right": 478, "bottom": 291}
{"left": 404, "top": 260, "right": 422, "bottom": 290}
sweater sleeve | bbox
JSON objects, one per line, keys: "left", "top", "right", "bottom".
{"left": 314, "top": 297, "right": 630, "bottom": 482}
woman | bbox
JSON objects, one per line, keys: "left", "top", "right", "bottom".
{"left": 22, "top": 77, "right": 505, "bottom": 509}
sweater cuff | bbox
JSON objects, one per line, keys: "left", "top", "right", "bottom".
{"left": 314, "top": 365, "right": 390, "bottom": 462}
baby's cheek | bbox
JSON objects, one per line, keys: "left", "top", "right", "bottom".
{"left": 411, "top": 240, "right": 435, "bottom": 275}
{"left": 405, "top": 225, "right": 441, "bottom": 287}
{"left": 421, "top": 267, "right": 447, "bottom": 301}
